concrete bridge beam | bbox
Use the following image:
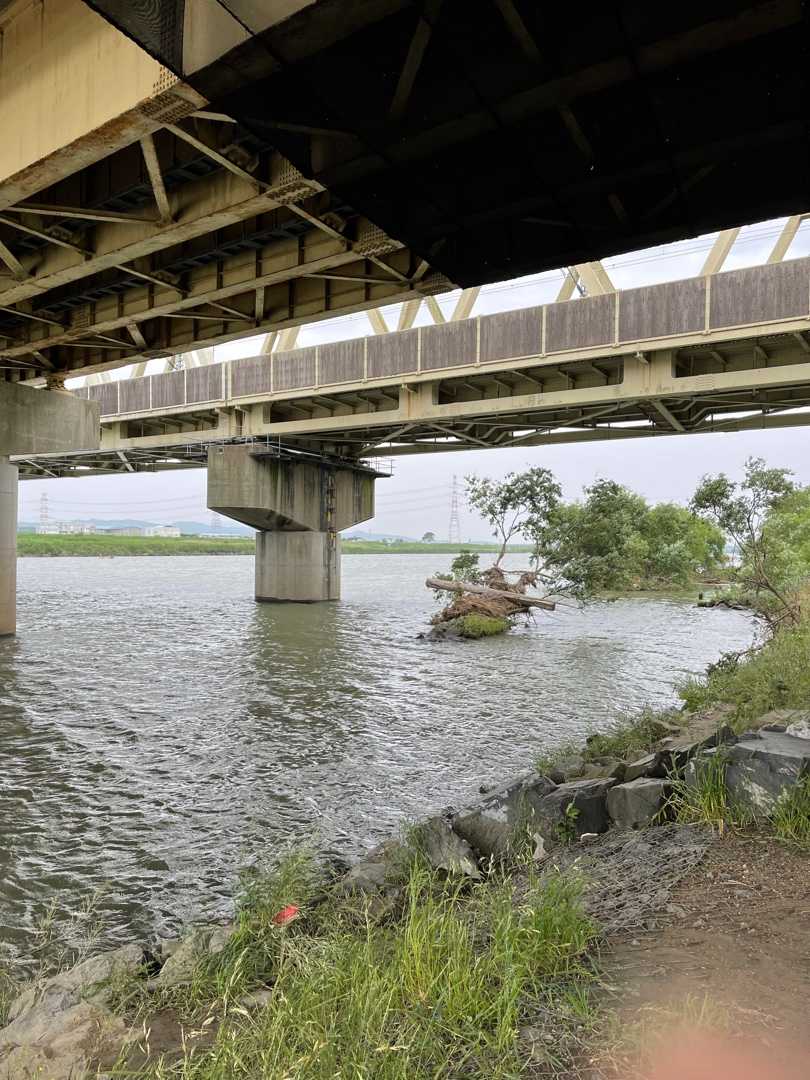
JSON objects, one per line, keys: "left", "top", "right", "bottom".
{"left": 207, "top": 443, "right": 374, "bottom": 603}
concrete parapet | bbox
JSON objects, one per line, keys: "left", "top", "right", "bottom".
{"left": 0, "top": 459, "right": 18, "bottom": 637}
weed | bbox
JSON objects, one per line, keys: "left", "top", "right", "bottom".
{"left": 557, "top": 802, "right": 581, "bottom": 844}
{"left": 112, "top": 861, "right": 596, "bottom": 1079}
{"left": 677, "top": 616, "right": 810, "bottom": 729}
{"left": 771, "top": 774, "right": 810, "bottom": 849}
{"left": 664, "top": 752, "right": 751, "bottom": 831}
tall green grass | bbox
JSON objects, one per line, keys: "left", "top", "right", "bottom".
{"left": 114, "top": 857, "right": 596, "bottom": 1079}
{"left": 678, "top": 616, "right": 810, "bottom": 728}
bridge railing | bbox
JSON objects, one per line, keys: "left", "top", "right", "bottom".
{"left": 77, "top": 256, "right": 810, "bottom": 420}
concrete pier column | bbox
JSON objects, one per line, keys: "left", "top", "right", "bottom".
{"left": 0, "top": 457, "right": 18, "bottom": 637}
{"left": 256, "top": 531, "right": 340, "bottom": 602}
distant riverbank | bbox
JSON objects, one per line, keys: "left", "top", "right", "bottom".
{"left": 17, "top": 534, "right": 529, "bottom": 558}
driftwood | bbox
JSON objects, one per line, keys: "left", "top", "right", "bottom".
{"left": 426, "top": 577, "right": 556, "bottom": 611}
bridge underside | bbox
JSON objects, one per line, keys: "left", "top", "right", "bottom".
{"left": 0, "top": 0, "right": 445, "bottom": 386}
{"left": 86, "top": 0, "right": 810, "bottom": 287}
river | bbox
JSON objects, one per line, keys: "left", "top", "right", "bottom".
{"left": 0, "top": 553, "right": 755, "bottom": 967}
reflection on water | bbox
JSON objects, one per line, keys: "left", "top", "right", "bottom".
{"left": 0, "top": 554, "right": 755, "bottom": 963}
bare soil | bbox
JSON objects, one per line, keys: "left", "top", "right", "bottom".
{"left": 597, "top": 830, "right": 810, "bottom": 1075}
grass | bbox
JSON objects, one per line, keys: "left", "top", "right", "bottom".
{"left": 17, "top": 534, "right": 529, "bottom": 558}
{"left": 664, "top": 751, "right": 747, "bottom": 831}
{"left": 454, "top": 614, "right": 511, "bottom": 638}
{"left": 677, "top": 615, "right": 810, "bottom": 730}
{"left": 17, "top": 534, "right": 255, "bottom": 557}
{"left": 535, "top": 707, "right": 680, "bottom": 777}
{"left": 771, "top": 774, "right": 810, "bottom": 849}
{"left": 109, "top": 852, "right": 598, "bottom": 1079}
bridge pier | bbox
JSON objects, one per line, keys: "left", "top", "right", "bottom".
{"left": 0, "top": 458, "right": 18, "bottom": 638}
{"left": 207, "top": 444, "right": 375, "bottom": 603}
{"left": 256, "top": 530, "right": 340, "bottom": 603}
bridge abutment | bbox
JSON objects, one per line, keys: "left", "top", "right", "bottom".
{"left": 0, "top": 459, "right": 18, "bottom": 638}
{"left": 207, "top": 444, "right": 375, "bottom": 604}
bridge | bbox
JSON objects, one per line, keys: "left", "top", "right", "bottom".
{"left": 2, "top": 0, "right": 810, "bottom": 635}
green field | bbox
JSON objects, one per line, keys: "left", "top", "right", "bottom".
{"left": 17, "top": 533, "right": 256, "bottom": 557}
{"left": 17, "top": 533, "right": 525, "bottom": 557}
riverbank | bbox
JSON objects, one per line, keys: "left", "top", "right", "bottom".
{"left": 16, "top": 534, "right": 528, "bottom": 557}
{"left": 1, "top": 615, "right": 807, "bottom": 1078}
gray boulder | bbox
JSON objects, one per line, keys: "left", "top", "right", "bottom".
{"left": 659, "top": 724, "right": 736, "bottom": 772}
{"left": 451, "top": 772, "right": 557, "bottom": 858}
{"left": 151, "top": 923, "right": 235, "bottom": 988}
{"left": 725, "top": 731, "right": 810, "bottom": 815}
{"left": 534, "top": 778, "right": 615, "bottom": 841}
{"left": 8, "top": 944, "right": 146, "bottom": 1022}
{"left": 416, "top": 816, "right": 481, "bottom": 878}
{"left": 547, "top": 756, "right": 585, "bottom": 784}
{"left": 624, "top": 753, "right": 666, "bottom": 782}
{"left": 0, "top": 1001, "right": 132, "bottom": 1080}
{"left": 607, "top": 779, "right": 669, "bottom": 829}
{"left": 339, "top": 839, "right": 406, "bottom": 895}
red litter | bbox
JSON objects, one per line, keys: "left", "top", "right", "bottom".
{"left": 272, "top": 904, "right": 300, "bottom": 926}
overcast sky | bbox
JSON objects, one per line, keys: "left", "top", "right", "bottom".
{"left": 20, "top": 217, "right": 810, "bottom": 540}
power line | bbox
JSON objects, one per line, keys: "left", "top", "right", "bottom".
{"left": 448, "top": 475, "right": 461, "bottom": 545}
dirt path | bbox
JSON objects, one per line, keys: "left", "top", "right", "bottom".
{"left": 596, "top": 830, "right": 810, "bottom": 1076}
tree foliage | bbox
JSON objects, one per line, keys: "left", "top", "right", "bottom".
{"left": 465, "top": 468, "right": 562, "bottom": 567}
{"left": 691, "top": 457, "right": 800, "bottom": 626}
{"left": 537, "top": 479, "right": 725, "bottom": 592}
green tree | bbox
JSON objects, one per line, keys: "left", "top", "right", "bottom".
{"left": 465, "top": 468, "right": 562, "bottom": 566}
{"left": 691, "top": 457, "right": 798, "bottom": 626}
{"left": 421, "top": 531, "right": 437, "bottom": 543}
{"left": 539, "top": 479, "right": 649, "bottom": 591}
{"left": 639, "top": 503, "right": 725, "bottom": 585}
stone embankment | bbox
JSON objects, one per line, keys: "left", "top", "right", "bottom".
{"left": 2, "top": 709, "right": 809, "bottom": 1079}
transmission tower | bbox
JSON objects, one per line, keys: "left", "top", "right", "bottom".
{"left": 39, "top": 493, "right": 50, "bottom": 530}
{"left": 448, "top": 476, "right": 461, "bottom": 544}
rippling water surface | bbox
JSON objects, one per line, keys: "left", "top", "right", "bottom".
{"left": 0, "top": 553, "right": 755, "bottom": 963}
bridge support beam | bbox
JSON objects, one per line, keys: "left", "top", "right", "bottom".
{"left": 0, "top": 459, "right": 18, "bottom": 638}
{"left": 256, "top": 530, "right": 340, "bottom": 603}
{"left": 207, "top": 444, "right": 375, "bottom": 604}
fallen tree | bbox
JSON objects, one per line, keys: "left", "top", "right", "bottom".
{"left": 425, "top": 575, "right": 555, "bottom": 616}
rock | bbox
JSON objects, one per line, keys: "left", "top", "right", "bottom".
{"left": 8, "top": 944, "right": 146, "bottom": 1022}
{"left": 238, "top": 988, "right": 274, "bottom": 1010}
{"left": 0, "top": 1001, "right": 132, "bottom": 1080}
{"left": 659, "top": 724, "right": 737, "bottom": 772}
{"left": 725, "top": 731, "right": 810, "bottom": 815}
{"left": 534, "top": 778, "right": 615, "bottom": 842}
{"left": 786, "top": 717, "right": 810, "bottom": 741}
{"left": 451, "top": 772, "right": 557, "bottom": 858}
{"left": 151, "top": 924, "right": 236, "bottom": 988}
{"left": 624, "top": 753, "right": 666, "bottom": 782}
{"left": 753, "top": 708, "right": 810, "bottom": 735}
{"left": 548, "top": 756, "right": 585, "bottom": 783}
{"left": 532, "top": 834, "right": 548, "bottom": 861}
{"left": 339, "top": 840, "right": 405, "bottom": 895}
{"left": 415, "top": 816, "right": 481, "bottom": 878}
{"left": 607, "top": 779, "right": 669, "bottom": 829}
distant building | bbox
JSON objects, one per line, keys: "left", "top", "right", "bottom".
{"left": 144, "top": 525, "right": 181, "bottom": 538}
{"left": 36, "top": 521, "right": 96, "bottom": 535}
{"left": 104, "top": 527, "right": 144, "bottom": 537}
